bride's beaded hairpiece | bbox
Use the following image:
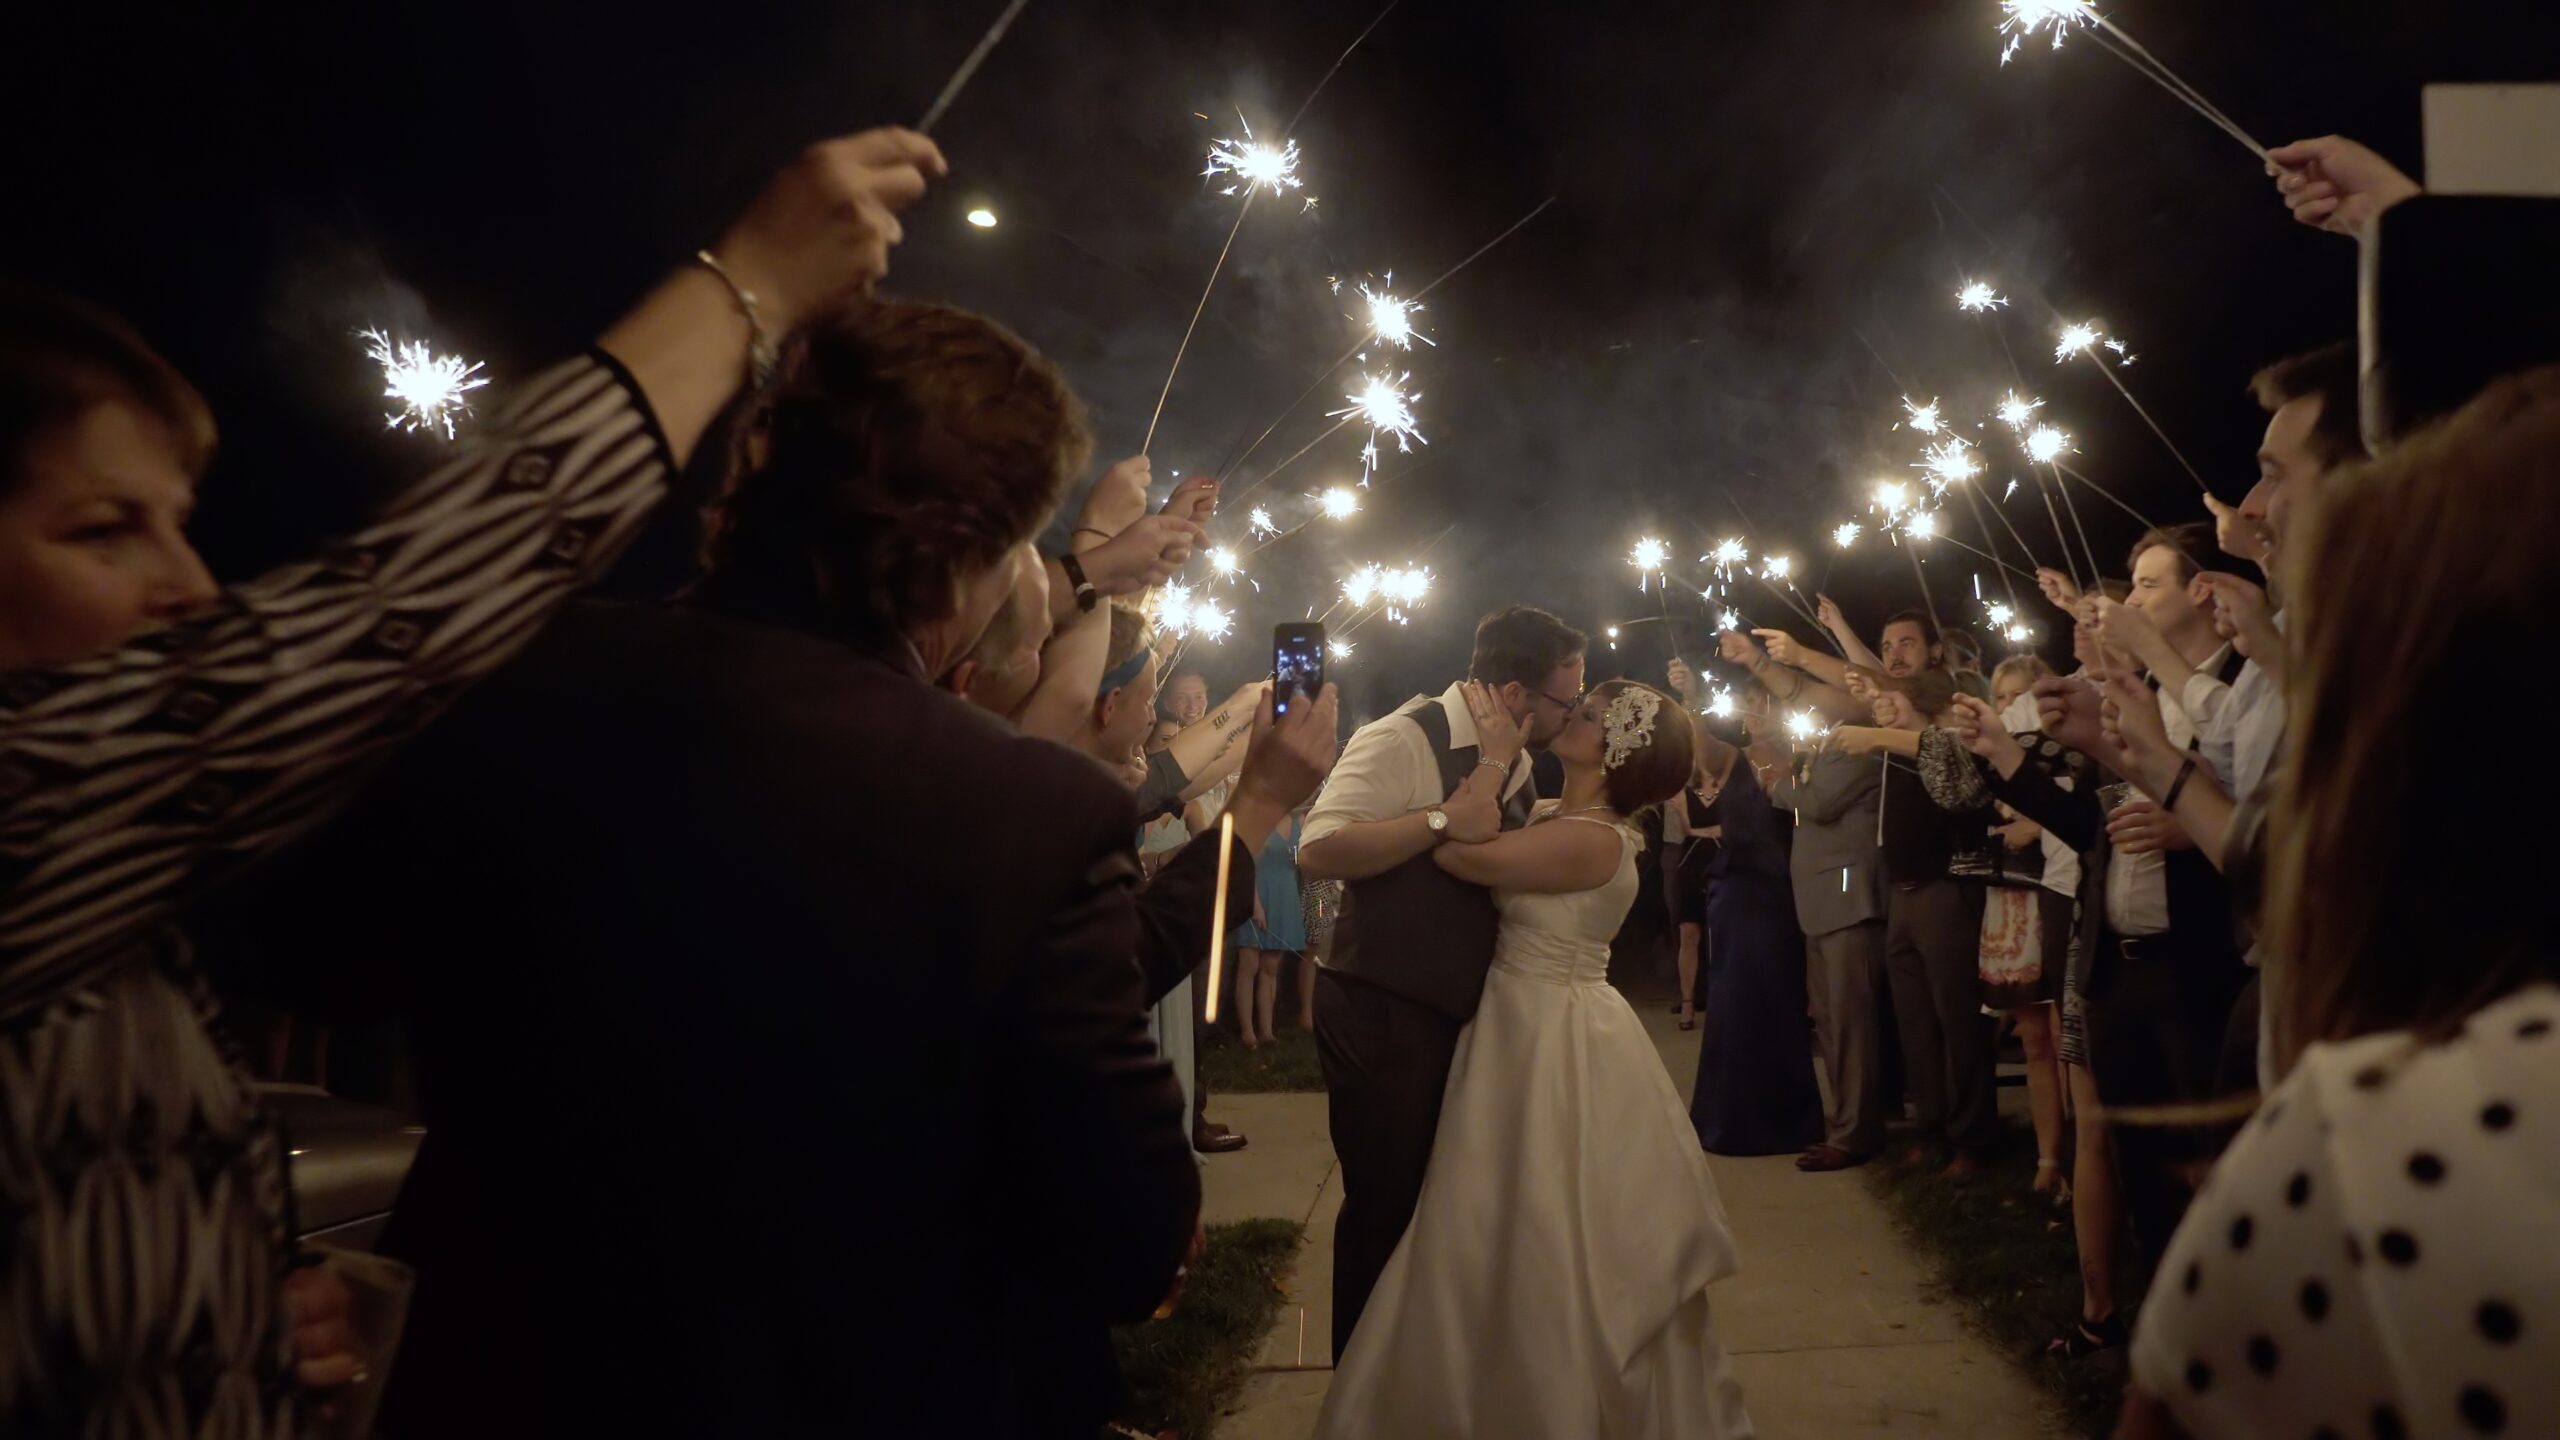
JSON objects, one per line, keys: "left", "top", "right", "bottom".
{"left": 1603, "top": 687, "right": 1662, "bottom": 771}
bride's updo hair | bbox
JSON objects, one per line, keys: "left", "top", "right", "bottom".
{"left": 1593, "top": 680, "right": 1696, "bottom": 817}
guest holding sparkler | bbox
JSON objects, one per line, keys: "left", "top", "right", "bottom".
{"left": 2120, "top": 367, "right": 2560, "bottom": 1440}
{"left": 0, "top": 126, "right": 947, "bottom": 1437}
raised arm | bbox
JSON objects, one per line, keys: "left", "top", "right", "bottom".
{"left": 1431, "top": 817, "right": 1625, "bottom": 894}
{"left": 1166, "top": 680, "right": 1266, "bottom": 802}
{"left": 0, "top": 129, "right": 942, "bottom": 1018}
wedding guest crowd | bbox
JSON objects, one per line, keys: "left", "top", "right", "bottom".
{"left": 1657, "top": 138, "right": 2557, "bottom": 1437}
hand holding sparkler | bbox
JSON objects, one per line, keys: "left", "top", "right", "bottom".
{"left": 2202, "top": 492, "right": 2271, "bottom": 565}
{"left": 1161, "top": 471, "right": 1221, "bottom": 528}
{"left": 1752, "top": 629, "right": 1807, "bottom": 669}
{"left": 1083, "top": 513, "right": 1205, "bottom": 596}
{"left": 2267, "top": 135, "right": 2420, "bottom": 238}
{"left": 1944, "top": 693, "right": 2026, "bottom": 771}
{"left": 707, "top": 129, "right": 948, "bottom": 328}
{"left": 1075, "top": 455, "right": 1156, "bottom": 541}
{"left": 1666, "top": 657, "right": 1701, "bottom": 707}
{"left": 2034, "top": 566, "right": 2083, "bottom": 616}
{"left": 2031, "top": 676, "right": 2109, "bottom": 760}
{"left": 1717, "top": 629, "right": 1765, "bottom": 668}
{"left": 2198, "top": 571, "right": 2279, "bottom": 663}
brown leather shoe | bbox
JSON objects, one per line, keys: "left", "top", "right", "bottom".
{"left": 1796, "top": 1144, "right": 1868, "bottom": 1173}
{"left": 1193, "top": 1122, "right": 1248, "bottom": 1154}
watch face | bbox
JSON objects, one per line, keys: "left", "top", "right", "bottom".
{"left": 1427, "top": 808, "right": 1447, "bottom": 833}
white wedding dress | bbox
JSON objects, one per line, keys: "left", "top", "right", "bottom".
{"left": 1315, "top": 814, "right": 1755, "bottom": 1439}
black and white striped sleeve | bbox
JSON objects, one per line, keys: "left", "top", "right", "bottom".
{"left": 0, "top": 352, "right": 673, "bottom": 1018}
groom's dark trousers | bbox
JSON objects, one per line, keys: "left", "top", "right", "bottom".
{"left": 1312, "top": 694, "right": 1531, "bottom": 1358}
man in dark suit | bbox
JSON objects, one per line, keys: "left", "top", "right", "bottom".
{"left": 239, "top": 299, "right": 1244, "bottom": 1437}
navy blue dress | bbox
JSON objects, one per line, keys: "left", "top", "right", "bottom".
{"left": 1688, "top": 762, "right": 1825, "bottom": 1156}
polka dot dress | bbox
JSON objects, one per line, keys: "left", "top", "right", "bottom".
{"left": 2133, "top": 983, "right": 2559, "bottom": 1439}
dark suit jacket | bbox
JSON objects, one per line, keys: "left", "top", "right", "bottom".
{"left": 246, "top": 601, "right": 1197, "bottom": 1438}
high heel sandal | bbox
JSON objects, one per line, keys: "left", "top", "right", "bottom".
{"left": 2047, "top": 1311, "right": 2127, "bottom": 1358}
{"left": 1678, "top": 1003, "right": 1698, "bottom": 1032}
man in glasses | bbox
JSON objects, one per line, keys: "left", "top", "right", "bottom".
{"left": 1298, "top": 605, "right": 1586, "bottom": 1359}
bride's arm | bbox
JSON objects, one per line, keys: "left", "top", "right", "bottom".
{"left": 1432, "top": 821, "right": 1623, "bottom": 895}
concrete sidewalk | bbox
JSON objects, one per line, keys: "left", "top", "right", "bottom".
{"left": 1194, "top": 1006, "right": 2064, "bottom": 1439}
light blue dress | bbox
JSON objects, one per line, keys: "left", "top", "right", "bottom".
{"left": 1232, "top": 813, "right": 1308, "bottom": 951}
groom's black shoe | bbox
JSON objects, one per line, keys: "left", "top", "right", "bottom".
{"left": 1194, "top": 1121, "right": 1248, "bottom": 1154}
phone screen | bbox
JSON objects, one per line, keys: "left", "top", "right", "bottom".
{"left": 1274, "top": 623, "right": 1326, "bottom": 717}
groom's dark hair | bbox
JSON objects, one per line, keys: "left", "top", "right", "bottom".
{"left": 1469, "top": 606, "right": 1586, "bottom": 690}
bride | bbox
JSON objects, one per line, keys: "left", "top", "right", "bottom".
{"left": 1316, "top": 679, "right": 1755, "bottom": 1439}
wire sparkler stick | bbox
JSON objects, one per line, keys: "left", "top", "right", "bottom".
{"left": 2080, "top": 349, "right": 2208, "bottom": 492}
{"left": 1909, "top": 524, "right": 2041, "bottom": 584}
{"left": 2053, "top": 459, "right": 2168, "bottom": 533}
{"left": 916, "top": 0, "right": 1036, "bottom": 133}
{"left": 1143, "top": 193, "right": 1259, "bottom": 456}
{"left": 1903, "top": 543, "right": 1944, "bottom": 640}
{"left": 1954, "top": 481, "right": 2027, "bottom": 617}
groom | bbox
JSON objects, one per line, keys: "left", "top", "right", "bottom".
{"left": 1297, "top": 606, "right": 1588, "bottom": 1356}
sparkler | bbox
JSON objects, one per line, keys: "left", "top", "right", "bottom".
{"left": 1707, "top": 690, "right": 1737, "bottom": 720}
{"left": 1320, "top": 486, "right": 1361, "bottom": 520}
{"left": 1329, "top": 371, "right": 1424, "bottom": 483}
{"left": 1630, "top": 536, "right": 1672, "bottom": 581}
{"left": 1787, "top": 711, "right": 1821, "bottom": 744}
{"left": 2026, "top": 424, "right": 2071, "bottom": 464}
{"left": 916, "top": 0, "right": 1035, "bottom": 133}
{"left": 1206, "top": 545, "right": 1242, "bottom": 577}
{"left": 1994, "top": 0, "right": 2273, "bottom": 161}
{"left": 1141, "top": 114, "right": 1313, "bottom": 454}
{"left": 1248, "top": 507, "right": 1280, "bottom": 538}
{"left": 1328, "top": 638, "right": 1355, "bottom": 660}
{"left": 362, "top": 329, "right": 488, "bottom": 440}
{"left": 1358, "top": 283, "right": 1433, "bottom": 349}
{"left": 1987, "top": 601, "right": 2016, "bottom": 629}
{"left": 1203, "top": 120, "right": 1304, "bottom": 196}
{"left": 1956, "top": 281, "right": 2007, "bottom": 313}
{"left": 2006, "top": 622, "right": 2034, "bottom": 645}
{"left": 1720, "top": 609, "right": 1746, "bottom": 633}
{"left": 1833, "top": 522, "right": 1863, "bottom": 548}
{"left": 1919, "top": 438, "right": 1982, "bottom": 490}
{"left": 1906, "top": 511, "right": 1940, "bottom": 540}
{"left": 1904, "top": 397, "right": 1945, "bottom": 435}
{"left": 1996, "top": 391, "right": 2042, "bottom": 430}
{"left": 2057, "top": 323, "right": 2207, "bottom": 491}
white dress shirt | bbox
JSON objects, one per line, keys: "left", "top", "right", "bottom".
{"left": 2104, "top": 646, "right": 2225, "bottom": 937}
{"left": 1302, "top": 683, "right": 1537, "bottom": 854}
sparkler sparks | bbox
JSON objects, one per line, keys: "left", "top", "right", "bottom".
{"left": 1920, "top": 439, "right": 1982, "bottom": 489}
{"left": 2055, "top": 321, "right": 2107, "bottom": 363}
{"left": 1987, "top": 602, "right": 2015, "bottom": 628}
{"left": 1150, "top": 582, "right": 1234, "bottom": 641}
{"left": 1786, "top": 711, "right": 1821, "bottom": 743}
{"left": 1320, "top": 486, "right": 1361, "bottom": 520}
{"left": 1721, "top": 610, "right": 1746, "bottom": 633}
{"left": 1904, "top": 397, "right": 1945, "bottom": 435}
{"left": 1996, "top": 391, "right": 2043, "bottom": 430}
{"left": 2006, "top": 623, "right": 2034, "bottom": 645}
{"left": 1760, "top": 555, "right": 1794, "bottom": 582}
{"left": 2026, "top": 425, "right": 2072, "bottom": 464}
{"left": 1906, "top": 511, "right": 1939, "bottom": 540}
{"left": 1358, "top": 284, "right": 1433, "bottom": 349}
{"left": 1328, "top": 638, "right": 1355, "bottom": 660}
{"left": 1630, "top": 536, "right": 1671, "bottom": 576}
{"left": 1330, "top": 371, "right": 1424, "bottom": 480}
{"left": 1956, "top": 281, "right": 2008, "bottom": 313}
{"left": 1998, "top": 0, "right": 2098, "bottom": 64}
{"left": 1341, "top": 565, "right": 1381, "bottom": 609}
{"left": 1203, "top": 118, "right": 1303, "bottom": 196}
{"left": 362, "top": 329, "right": 488, "bottom": 439}
{"left": 1206, "top": 546, "right": 1241, "bottom": 577}
{"left": 1708, "top": 690, "right": 1737, "bottom": 719}
{"left": 1247, "top": 507, "right": 1280, "bottom": 538}
{"left": 1873, "top": 482, "right": 1912, "bottom": 519}
{"left": 1833, "top": 522, "right": 1862, "bottom": 549}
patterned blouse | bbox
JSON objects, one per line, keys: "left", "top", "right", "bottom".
{"left": 0, "top": 353, "right": 672, "bottom": 1436}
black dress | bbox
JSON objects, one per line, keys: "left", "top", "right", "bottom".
{"left": 1688, "top": 764, "right": 1825, "bottom": 1156}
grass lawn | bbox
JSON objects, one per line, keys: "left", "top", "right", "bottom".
{"left": 1112, "top": 1218, "right": 1304, "bottom": 1439}
{"left": 1866, "top": 1140, "right": 2154, "bottom": 1439}
{"left": 1197, "top": 1023, "right": 1326, "bottom": 1094}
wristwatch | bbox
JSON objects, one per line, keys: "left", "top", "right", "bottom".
{"left": 1057, "top": 552, "right": 1100, "bottom": 613}
{"left": 1424, "top": 807, "right": 1450, "bottom": 837}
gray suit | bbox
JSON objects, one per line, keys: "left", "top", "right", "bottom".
{"left": 1770, "top": 748, "right": 1892, "bottom": 1157}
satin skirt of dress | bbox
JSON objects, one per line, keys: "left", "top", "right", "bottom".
{"left": 1314, "top": 963, "right": 1755, "bottom": 1439}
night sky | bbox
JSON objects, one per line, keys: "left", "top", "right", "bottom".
{"left": 8, "top": 0, "right": 2553, "bottom": 721}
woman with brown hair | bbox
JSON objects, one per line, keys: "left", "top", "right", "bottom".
{"left": 0, "top": 129, "right": 943, "bottom": 1435}
{"left": 2118, "top": 367, "right": 2560, "bottom": 1439}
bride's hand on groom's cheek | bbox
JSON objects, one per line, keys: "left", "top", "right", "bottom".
{"left": 1461, "top": 681, "right": 1524, "bottom": 768}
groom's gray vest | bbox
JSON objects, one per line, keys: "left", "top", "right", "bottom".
{"left": 1328, "top": 694, "right": 1536, "bottom": 1021}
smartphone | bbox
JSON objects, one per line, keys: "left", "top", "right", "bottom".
{"left": 1274, "top": 622, "right": 1326, "bottom": 717}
